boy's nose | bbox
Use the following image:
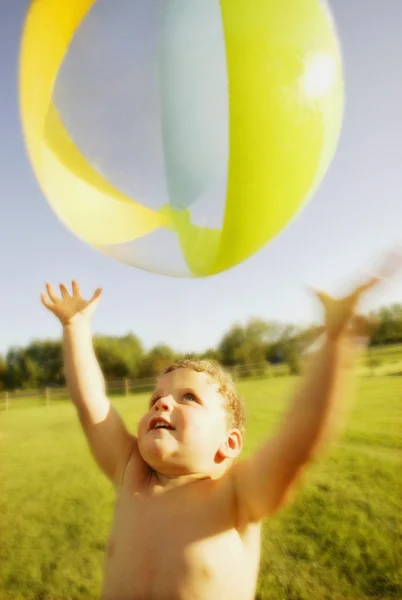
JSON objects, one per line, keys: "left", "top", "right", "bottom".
{"left": 154, "top": 396, "right": 173, "bottom": 411}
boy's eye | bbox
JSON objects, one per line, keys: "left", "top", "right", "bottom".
{"left": 183, "top": 393, "right": 197, "bottom": 402}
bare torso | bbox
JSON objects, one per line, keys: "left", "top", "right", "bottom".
{"left": 101, "top": 455, "right": 261, "bottom": 600}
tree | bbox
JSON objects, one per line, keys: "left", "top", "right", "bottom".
{"left": 372, "top": 304, "right": 402, "bottom": 345}
{"left": 139, "top": 345, "right": 176, "bottom": 378}
{"left": 199, "top": 348, "right": 222, "bottom": 363}
{"left": 2, "top": 342, "right": 64, "bottom": 389}
{"left": 235, "top": 320, "right": 268, "bottom": 368}
{"left": 94, "top": 333, "right": 144, "bottom": 379}
{"left": 219, "top": 318, "right": 277, "bottom": 376}
{"left": 0, "top": 354, "right": 7, "bottom": 390}
{"left": 265, "top": 324, "right": 304, "bottom": 375}
{"left": 218, "top": 324, "right": 246, "bottom": 366}
{"left": 5, "top": 348, "right": 27, "bottom": 389}
{"left": 1, "top": 299, "right": 400, "bottom": 390}
{"left": 24, "top": 340, "right": 64, "bottom": 386}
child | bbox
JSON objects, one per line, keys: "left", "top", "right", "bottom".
{"left": 41, "top": 258, "right": 395, "bottom": 600}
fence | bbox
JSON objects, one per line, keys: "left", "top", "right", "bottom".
{"left": 1, "top": 354, "right": 400, "bottom": 411}
{"left": 0, "top": 361, "right": 292, "bottom": 410}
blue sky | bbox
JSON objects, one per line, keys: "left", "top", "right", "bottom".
{"left": 1, "top": 0, "right": 401, "bottom": 356}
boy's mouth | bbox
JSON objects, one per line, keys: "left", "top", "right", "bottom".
{"left": 149, "top": 417, "right": 175, "bottom": 432}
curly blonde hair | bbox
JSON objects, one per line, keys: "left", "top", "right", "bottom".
{"left": 163, "top": 359, "right": 247, "bottom": 433}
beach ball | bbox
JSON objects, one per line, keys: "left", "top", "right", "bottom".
{"left": 19, "top": 0, "right": 344, "bottom": 277}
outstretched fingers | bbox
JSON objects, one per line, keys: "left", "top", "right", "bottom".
{"left": 89, "top": 287, "right": 103, "bottom": 305}
{"left": 71, "top": 280, "right": 81, "bottom": 297}
{"left": 45, "top": 282, "right": 59, "bottom": 303}
{"left": 364, "top": 244, "right": 402, "bottom": 286}
{"left": 349, "top": 276, "right": 380, "bottom": 305}
{"left": 59, "top": 283, "right": 70, "bottom": 299}
{"left": 350, "top": 244, "right": 402, "bottom": 302}
{"left": 313, "top": 289, "right": 331, "bottom": 308}
{"left": 40, "top": 291, "right": 54, "bottom": 310}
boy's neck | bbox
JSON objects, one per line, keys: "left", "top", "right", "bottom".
{"left": 150, "top": 470, "right": 213, "bottom": 490}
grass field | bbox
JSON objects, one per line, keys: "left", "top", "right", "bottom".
{"left": 1, "top": 374, "right": 401, "bottom": 599}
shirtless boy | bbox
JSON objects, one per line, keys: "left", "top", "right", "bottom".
{"left": 41, "top": 257, "right": 397, "bottom": 600}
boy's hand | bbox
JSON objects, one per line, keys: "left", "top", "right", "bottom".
{"left": 314, "top": 277, "right": 379, "bottom": 341}
{"left": 41, "top": 281, "right": 102, "bottom": 326}
{"left": 314, "top": 245, "right": 402, "bottom": 341}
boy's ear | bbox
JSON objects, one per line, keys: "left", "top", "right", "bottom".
{"left": 217, "top": 429, "right": 243, "bottom": 461}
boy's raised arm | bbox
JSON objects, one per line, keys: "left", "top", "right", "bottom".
{"left": 42, "top": 281, "right": 144, "bottom": 487}
{"left": 233, "top": 249, "right": 401, "bottom": 523}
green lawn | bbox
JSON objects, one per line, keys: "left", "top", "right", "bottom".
{"left": 360, "top": 344, "right": 402, "bottom": 376}
{"left": 1, "top": 375, "right": 401, "bottom": 599}
{"left": 369, "top": 344, "right": 402, "bottom": 360}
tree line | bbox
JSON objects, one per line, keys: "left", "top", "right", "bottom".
{"left": 1, "top": 303, "right": 401, "bottom": 391}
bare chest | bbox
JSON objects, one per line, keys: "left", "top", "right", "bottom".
{"left": 101, "top": 480, "right": 261, "bottom": 600}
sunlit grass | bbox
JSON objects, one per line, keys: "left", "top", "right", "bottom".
{"left": 1, "top": 375, "right": 401, "bottom": 599}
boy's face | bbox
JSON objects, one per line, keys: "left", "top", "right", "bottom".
{"left": 137, "top": 368, "right": 240, "bottom": 476}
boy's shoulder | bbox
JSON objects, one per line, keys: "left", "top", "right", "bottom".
{"left": 117, "top": 440, "right": 150, "bottom": 491}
